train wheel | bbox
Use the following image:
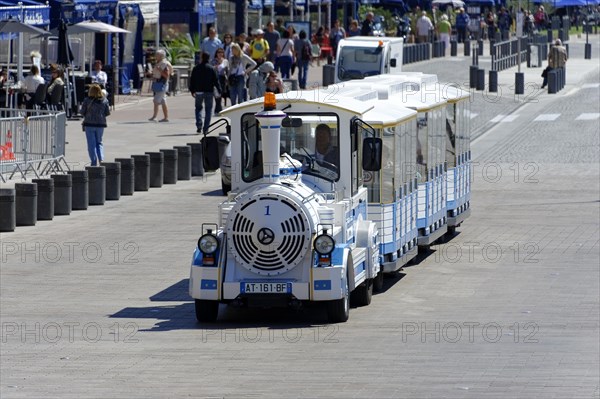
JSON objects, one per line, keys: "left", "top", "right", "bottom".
{"left": 327, "top": 275, "right": 349, "bottom": 323}
{"left": 351, "top": 279, "right": 373, "bottom": 307}
{"left": 195, "top": 299, "right": 219, "bottom": 322}
{"left": 373, "top": 269, "right": 384, "bottom": 293}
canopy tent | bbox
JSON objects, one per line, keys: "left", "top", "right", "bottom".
{"left": 432, "top": 0, "right": 466, "bottom": 7}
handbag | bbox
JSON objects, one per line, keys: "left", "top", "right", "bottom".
{"left": 228, "top": 74, "right": 241, "bottom": 86}
{"left": 151, "top": 79, "right": 167, "bottom": 92}
{"left": 541, "top": 66, "right": 550, "bottom": 78}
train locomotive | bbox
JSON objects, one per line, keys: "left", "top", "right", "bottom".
{"left": 189, "top": 76, "right": 471, "bottom": 323}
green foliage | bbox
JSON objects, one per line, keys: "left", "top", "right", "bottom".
{"left": 161, "top": 33, "right": 201, "bottom": 65}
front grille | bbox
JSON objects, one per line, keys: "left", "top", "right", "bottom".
{"left": 228, "top": 194, "right": 311, "bottom": 275}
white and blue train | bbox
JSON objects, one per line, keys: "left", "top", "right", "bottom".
{"left": 190, "top": 76, "right": 471, "bottom": 323}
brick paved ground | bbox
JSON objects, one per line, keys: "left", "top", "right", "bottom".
{"left": 0, "top": 36, "right": 598, "bottom": 398}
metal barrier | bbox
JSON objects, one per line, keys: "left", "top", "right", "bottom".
{"left": 1, "top": 109, "right": 68, "bottom": 181}
{"left": 491, "top": 37, "right": 528, "bottom": 72}
{"left": 403, "top": 43, "right": 432, "bottom": 65}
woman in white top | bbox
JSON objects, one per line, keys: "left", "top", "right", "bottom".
{"left": 227, "top": 43, "right": 256, "bottom": 105}
{"left": 90, "top": 60, "right": 108, "bottom": 86}
{"left": 275, "top": 30, "right": 295, "bottom": 79}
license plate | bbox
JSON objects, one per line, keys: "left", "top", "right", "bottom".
{"left": 240, "top": 282, "right": 292, "bottom": 294}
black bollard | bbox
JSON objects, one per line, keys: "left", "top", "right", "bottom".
{"left": 548, "top": 70, "right": 557, "bottom": 94}
{"left": 0, "top": 188, "right": 16, "bottom": 232}
{"left": 477, "top": 39, "right": 484, "bottom": 56}
{"left": 464, "top": 41, "right": 471, "bottom": 56}
{"left": 187, "top": 143, "right": 204, "bottom": 177}
{"left": 115, "top": 158, "right": 135, "bottom": 196}
{"left": 469, "top": 65, "right": 478, "bottom": 89}
{"left": 160, "top": 149, "right": 178, "bottom": 184}
{"left": 101, "top": 162, "right": 121, "bottom": 200}
{"left": 450, "top": 40, "right": 457, "bottom": 56}
{"left": 15, "top": 182, "right": 38, "bottom": 226}
{"left": 69, "top": 170, "right": 89, "bottom": 210}
{"left": 86, "top": 166, "right": 106, "bottom": 205}
{"left": 174, "top": 145, "right": 192, "bottom": 181}
{"left": 489, "top": 70, "right": 498, "bottom": 93}
{"left": 515, "top": 72, "right": 524, "bottom": 95}
{"left": 51, "top": 174, "right": 72, "bottom": 215}
{"left": 132, "top": 155, "right": 150, "bottom": 191}
{"left": 145, "top": 151, "right": 164, "bottom": 188}
{"left": 585, "top": 43, "right": 592, "bottom": 59}
{"left": 477, "top": 69, "right": 485, "bottom": 91}
{"left": 32, "top": 178, "right": 54, "bottom": 220}
{"left": 547, "top": 29, "right": 553, "bottom": 43}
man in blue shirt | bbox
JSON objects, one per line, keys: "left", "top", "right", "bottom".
{"left": 201, "top": 28, "right": 223, "bottom": 61}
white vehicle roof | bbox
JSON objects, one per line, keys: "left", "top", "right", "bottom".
{"left": 340, "top": 36, "right": 404, "bottom": 45}
{"left": 341, "top": 80, "right": 447, "bottom": 111}
{"left": 219, "top": 89, "right": 374, "bottom": 117}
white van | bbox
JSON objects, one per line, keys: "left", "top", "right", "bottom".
{"left": 334, "top": 36, "right": 403, "bottom": 83}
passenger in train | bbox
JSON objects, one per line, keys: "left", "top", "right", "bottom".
{"left": 314, "top": 123, "right": 339, "bottom": 167}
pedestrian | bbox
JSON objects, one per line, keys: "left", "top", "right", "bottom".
{"left": 211, "top": 47, "right": 229, "bottom": 114}
{"left": 294, "top": 30, "right": 311, "bottom": 89}
{"left": 486, "top": 11, "right": 496, "bottom": 41}
{"left": 437, "top": 14, "right": 452, "bottom": 53}
{"left": 348, "top": 20, "right": 361, "bottom": 37}
{"left": 189, "top": 52, "right": 221, "bottom": 134}
{"left": 80, "top": 84, "right": 110, "bottom": 166}
{"left": 361, "top": 12, "right": 375, "bottom": 36}
{"left": 264, "top": 22, "right": 281, "bottom": 64}
{"left": 90, "top": 60, "right": 107, "bottom": 86}
{"left": 248, "top": 61, "right": 274, "bottom": 99}
{"left": 330, "top": 20, "right": 346, "bottom": 60}
{"left": 456, "top": 8, "right": 470, "bottom": 43}
{"left": 534, "top": 6, "right": 547, "bottom": 31}
{"left": 541, "top": 39, "right": 568, "bottom": 89}
{"left": 46, "top": 66, "right": 64, "bottom": 104}
{"left": 148, "top": 49, "right": 172, "bottom": 122}
{"left": 201, "top": 27, "right": 223, "bottom": 61}
{"left": 228, "top": 43, "right": 256, "bottom": 105}
{"left": 237, "top": 32, "right": 251, "bottom": 55}
{"left": 222, "top": 33, "right": 234, "bottom": 59}
{"left": 276, "top": 30, "right": 295, "bottom": 79}
{"left": 249, "top": 29, "right": 270, "bottom": 65}
{"left": 265, "top": 71, "right": 284, "bottom": 94}
{"left": 497, "top": 7, "right": 512, "bottom": 41}
{"left": 416, "top": 11, "right": 434, "bottom": 43}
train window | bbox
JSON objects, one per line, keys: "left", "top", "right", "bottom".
{"left": 416, "top": 113, "right": 428, "bottom": 182}
{"left": 446, "top": 104, "right": 457, "bottom": 167}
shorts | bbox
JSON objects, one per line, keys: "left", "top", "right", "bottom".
{"left": 153, "top": 87, "right": 168, "bottom": 104}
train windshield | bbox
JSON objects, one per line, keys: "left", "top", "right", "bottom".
{"left": 241, "top": 113, "right": 340, "bottom": 183}
{"left": 337, "top": 46, "right": 384, "bottom": 81}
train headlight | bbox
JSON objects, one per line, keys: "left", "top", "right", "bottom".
{"left": 314, "top": 234, "right": 335, "bottom": 255}
{"left": 198, "top": 233, "right": 219, "bottom": 255}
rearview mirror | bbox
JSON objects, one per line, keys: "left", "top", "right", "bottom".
{"left": 362, "top": 138, "right": 382, "bottom": 171}
{"left": 282, "top": 116, "right": 303, "bottom": 128}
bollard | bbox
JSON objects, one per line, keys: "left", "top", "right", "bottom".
{"left": 86, "top": 166, "right": 106, "bottom": 205}
{"left": 32, "top": 178, "right": 54, "bottom": 220}
{"left": 69, "top": 170, "right": 89, "bottom": 210}
{"left": 464, "top": 41, "right": 471, "bottom": 56}
{"left": 547, "top": 29, "right": 553, "bottom": 43}
{"left": 450, "top": 40, "right": 457, "bottom": 56}
{"left": 477, "top": 39, "right": 484, "bottom": 56}
{"left": 477, "top": 69, "right": 485, "bottom": 91}
{"left": 145, "top": 151, "right": 164, "bottom": 188}
{"left": 101, "top": 162, "right": 121, "bottom": 200}
{"left": 548, "top": 70, "right": 557, "bottom": 94}
{"left": 160, "top": 149, "right": 178, "bottom": 184}
{"left": 0, "top": 188, "right": 16, "bottom": 232}
{"left": 187, "top": 143, "right": 204, "bottom": 177}
{"left": 132, "top": 154, "right": 150, "bottom": 191}
{"left": 469, "top": 65, "right": 478, "bottom": 89}
{"left": 115, "top": 158, "right": 134, "bottom": 195}
{"left": 15, "top": 182, "right": 38, "bottom": 226}
{"left": 489, "top": 70, "right": 498, "bottom": 93}
{"left": 585, "top": 43, "right": 592, "bottom": 59}
{"left": 174, "top": 145, "right": 192, "bottom": 181}
{"left": 515, "top": 72, "right": 524, "bottom": 95}
{"left": 52, "top": 174, "right": 72, "bottom": 215}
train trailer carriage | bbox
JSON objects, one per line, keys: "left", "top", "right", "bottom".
{"left": 337, "top": 80, "right": 450, "bottom": 248}
{"left": 190, "top": 91, "right": 386, "bottom": 323}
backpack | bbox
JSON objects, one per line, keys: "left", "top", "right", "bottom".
{"left": 301, "top": 41, "right": 311, "bottom": 61}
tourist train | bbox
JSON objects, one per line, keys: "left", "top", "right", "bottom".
{"left": 189, "top": 73, "right": 471, "bottom": 323}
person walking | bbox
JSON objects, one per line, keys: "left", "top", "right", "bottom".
{"left": 276, "top": 30, "right": 295, "bottom": 79}
{"left": 437, "top": 14, "right": 452, "bottom": 53}
{"left": 211, "top": 48, "right": 229, "bottom": 114}
{"left": 455, "top": 8, "right": 470, "bottom": 43}
{"left": 80, "top": 84, "right": 110, "bottom": 166}
{"left": 249, "top": 29, "right": 270, "bottom": 65}
{"left": 294, "top": 30, "right": 311, "bottom": 89}
{"left": 329, "top": 20, "right": 346, "bottom": 60}
{"left": 228, "top": 43, "right": 256, "bottom": 106}
{"left": 148, "top": 49, "right": 172, "bottom": 122}
{"left": 201, "top": 27, "right": 223, "bottom": 61}
{"left": 189, "top": 52, "right": 221, "bottom": 134}
{"left": 264, "top": 22, "right": 281, "bottom": 64}
{"left": 416, "top": 11, "right": 434, "bottom": 43}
